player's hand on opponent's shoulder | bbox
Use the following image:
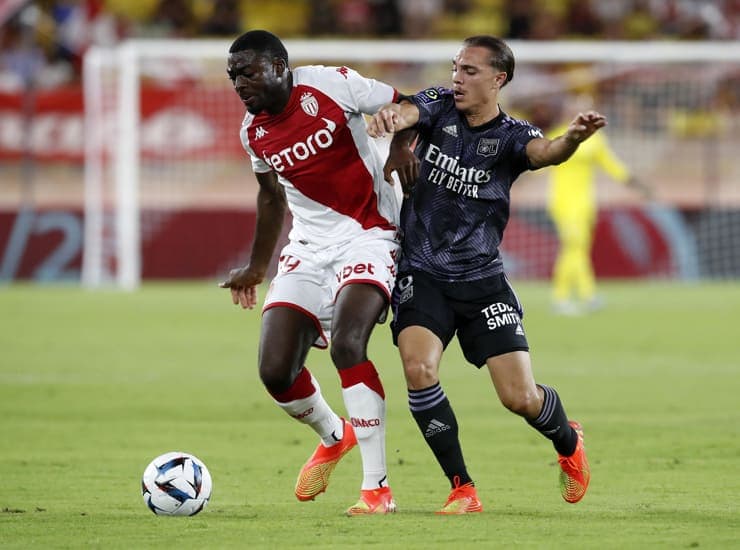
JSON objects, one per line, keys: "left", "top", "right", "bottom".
{"left": 565, "top": 110, "right": 607, "bottom": 143}
{"left": 219, "top": 266, "right": 263, "bottom": 310}
{"left": 367, "top": 103, "right": 402, "bottom": 138}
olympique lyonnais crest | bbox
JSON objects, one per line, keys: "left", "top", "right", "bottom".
{"left": 300, "top": 92, "right": 319, "bottom": 117}
{"left": 477, "top": 138, "right": 500, "bottom": 157}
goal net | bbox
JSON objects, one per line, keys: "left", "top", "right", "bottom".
{"left": 82, "top": 39, "right": 740, "bottom": 289}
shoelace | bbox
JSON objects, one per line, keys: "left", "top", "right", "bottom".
{"left": 447, "top": 475, "right": 472, "bottom": 500}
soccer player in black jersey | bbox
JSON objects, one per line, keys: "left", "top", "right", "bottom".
{"left": 367, "top": 35, "right": 603, "bottom": 513}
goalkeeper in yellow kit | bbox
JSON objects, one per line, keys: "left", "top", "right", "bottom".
{"left": 547, "top": 118, "right": 648, "bottom": 315}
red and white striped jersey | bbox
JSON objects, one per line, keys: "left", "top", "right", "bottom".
{"left": 240, "top": 65, "right": 401, "bottom": 246}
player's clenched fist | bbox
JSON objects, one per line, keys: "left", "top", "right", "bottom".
{"left": 367, "top": 103, "right": 402, "bottom": 138}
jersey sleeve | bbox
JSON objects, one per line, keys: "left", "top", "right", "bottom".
{"left": 239, "top": 117, "right": 271, "bottom": 174}
{"left": 321, "top": 65, "right": 398, "bottom": 115}
{"left": 410, "top": 87, "right": 452, "bottom": 132}
{"left": 511, "top": 120, "right": 544, "bottom": 173}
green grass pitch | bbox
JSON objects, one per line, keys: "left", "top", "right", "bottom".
{"left": 1, "top": 281, "right": 739, "bottom": 548}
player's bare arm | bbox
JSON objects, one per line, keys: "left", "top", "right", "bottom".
{"left": 367, "top": 101, "right": 420, "bottom": 138}
{"left": 385, "top": 128, "right": 419, "bottom": 196}
{"left": 527, "top": 110, "right": 607, "bottom": 169}
{"left": 219, "top": 171, "right": 287, "bottom": 309}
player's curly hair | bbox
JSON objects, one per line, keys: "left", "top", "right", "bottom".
{"left": 229, "top": 30, "right": 289, "bottom": 65}
{"left": 463, "top": 35, "right": 515, "bottom": 87}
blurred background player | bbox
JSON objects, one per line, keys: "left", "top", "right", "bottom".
{"left": 219, "top": 30, "right": 400, "bottom": 516}
{"left": 545, "top": 94, "right": 651, "bottom": 315}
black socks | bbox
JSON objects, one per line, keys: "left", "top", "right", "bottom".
{"left": 409, "top": 383, "right": 473, "bottom": 487}
{"left": 527, "top": 384, "right": 578, "bottom": 456}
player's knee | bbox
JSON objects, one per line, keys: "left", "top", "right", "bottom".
{"left": 329, "top": 331, "right": 367, "bottom": 370}
{"left": 402, "top": 357, "right": 438, "bottom": 388}
{"left": 500, "top": 389, "right": 541, "bottom": 417}
{"left": 258, "top": 359, "right": 295, "bottom": 394}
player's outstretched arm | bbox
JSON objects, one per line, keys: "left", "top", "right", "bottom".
{"left": 219, "top": 171, "right": 287, "bottom": 309}
{"left": 527, "top": 110, "right": 607, "bottom": 169}
{"left": 367, "top": 101, "right": 420, "bottom": 138}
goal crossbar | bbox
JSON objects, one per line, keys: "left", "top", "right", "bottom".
{"left": 82, "top": 39, "right": 740, "bottom": 289}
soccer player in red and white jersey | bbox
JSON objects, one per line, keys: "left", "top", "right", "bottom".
{"left": 220, "top": 30, "right": 399, "bottom": 515}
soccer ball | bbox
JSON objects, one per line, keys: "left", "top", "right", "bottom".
{"left": 141, "top": 451, "right": 212, "bottom": 516}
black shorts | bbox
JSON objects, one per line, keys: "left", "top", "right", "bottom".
{"left": 390, "top": 270, "right": 529, "bottom": 367}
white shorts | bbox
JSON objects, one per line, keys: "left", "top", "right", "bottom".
{"left": 263, "top": 228, "right": 400, "bottom": 348}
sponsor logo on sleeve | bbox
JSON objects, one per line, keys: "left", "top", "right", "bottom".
{"left": 417, "top": 87, "right": 441, "bottom": 104}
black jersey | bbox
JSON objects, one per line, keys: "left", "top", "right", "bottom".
{"left": 399, "top": 87, "right": 543, "bottom": 282}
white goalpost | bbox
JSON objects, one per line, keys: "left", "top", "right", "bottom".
{"left": 82, "top": 39, "right": 740, "bottom": 289}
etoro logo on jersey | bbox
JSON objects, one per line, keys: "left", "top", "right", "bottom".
{"left": 261, "top": 117, "right": 338, "bottom": 173}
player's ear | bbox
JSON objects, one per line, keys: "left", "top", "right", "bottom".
{"left": 492, "top": 71, "right": 505, "bottom": 89}
{"left": 273, "top": 58, "right": 287, "bottom": 79}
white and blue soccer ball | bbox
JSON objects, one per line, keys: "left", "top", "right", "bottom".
{"left": 141, "top": 452, "right": 212, "bottom": 516}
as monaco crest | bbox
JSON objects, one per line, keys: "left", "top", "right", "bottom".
{"left": 300, "top": 92, "right": 319, "bottom": 117}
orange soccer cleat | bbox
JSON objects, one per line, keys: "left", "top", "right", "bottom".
{"left": 346, "top": 486, "right": 397, "bottom": 516}
{"left": 558, "top": 421, "right": 591, "bottom": 503}
{"left": 294, "top": 418, "right": 357, "bottom": 501}
{"left": 436, "top": 476, "right": 483, "bottom": 515}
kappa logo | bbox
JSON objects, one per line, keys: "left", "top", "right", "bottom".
{"left": 336, "top": 66, "right": 349, "bottom": 79}
{"left": 425, "top": 419, "right": 451, "bottom": 438}
{"left": 476, "top": 138, "right": 499, "bottom": 157}
{"left": 300, "top": 92, "right": 319, "bottom": 117}
{"left": 254, "top": 126, "right": 268, "bottom": 139}
{"left": 442, "top": 125, "right": 458, "bottom": 137}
